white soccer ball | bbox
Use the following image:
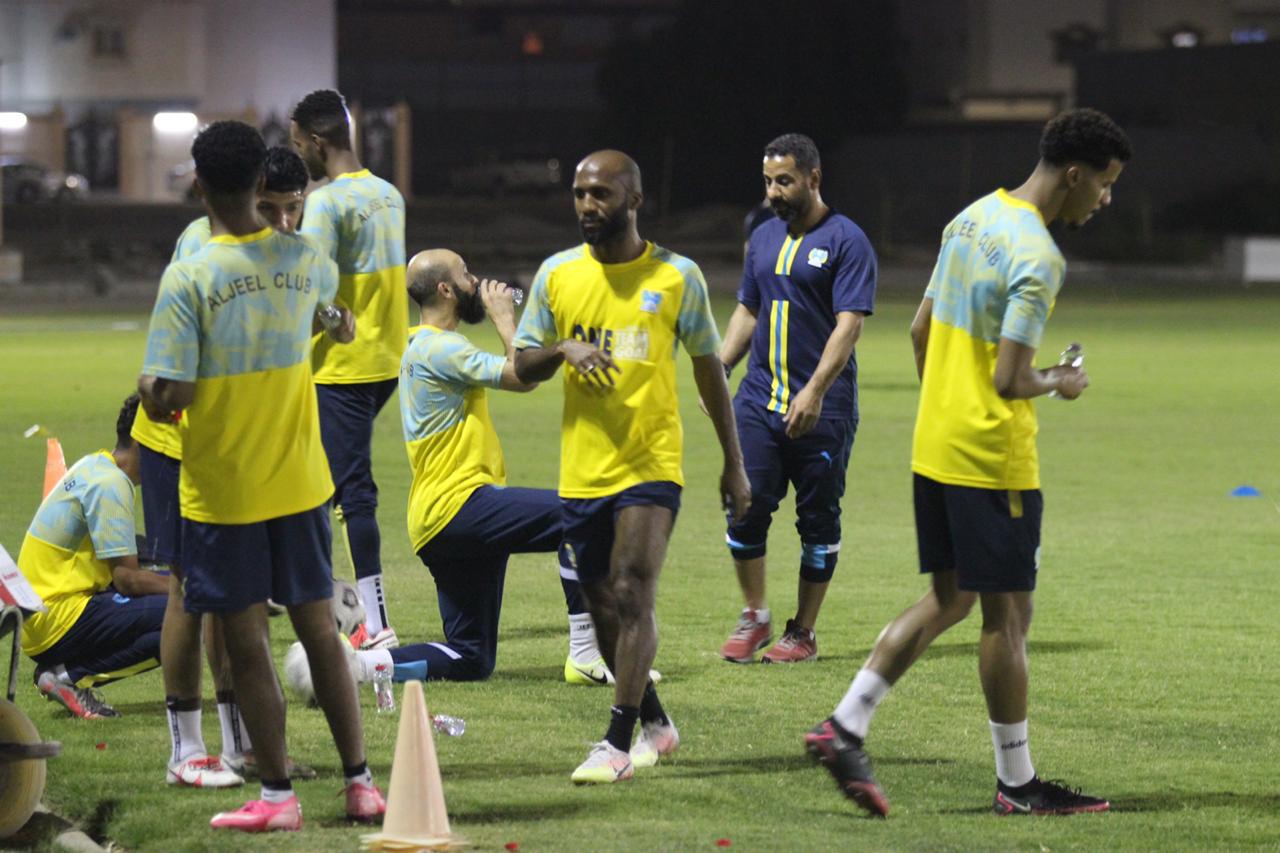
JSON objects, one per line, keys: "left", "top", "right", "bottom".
{"left": 284, "top": 639, "right": 360, "bottom": 706}
{"left": 331, "top": 580, "right": 366, "bottom": 637}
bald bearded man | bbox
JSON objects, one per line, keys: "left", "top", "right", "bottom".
{"left": 514, "top": 151, "right": 751, "bottom": 783}
{"left": 348, "top": 249, "right": 615, "bottom": 684}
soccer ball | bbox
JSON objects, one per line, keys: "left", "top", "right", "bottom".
{"left": 332, "top": 580, "right": 366, "bottom": 637}
{"left": 283, "top": 639, "right": 360, "bottom": 706}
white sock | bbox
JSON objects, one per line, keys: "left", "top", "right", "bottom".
{"left": 356, "top": 649, "right": 394, "bottom": 683}
{"left": 52, "top": 665, "right": 72, "bottom": 685}
{"left": 261, "top": 784, "right": 294, "bottom": 803}
{"left": 345, "top": 768, "right": 374, "bottom": 788}
{"left": 357, "top": 575, "right": 388, "bottom": 634}
{"left": 832, "top": 668, "right": 892, "bottom": 740}
{"left": 990, "top": 720, "right": 1035, "bottom": 787}
{"left": 751, "top": 606, "right": 771, "bottom": 625}
{"left": 568, "top": 612, "right": 600, "bottom": 663}
{"left": 167, "top": 708, "right": 205, "bottom": 764}
{"left": 217, "top": 702, "right": 251, "bottom": 760}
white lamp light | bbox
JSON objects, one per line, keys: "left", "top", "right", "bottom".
{"left": 152, "top": 112, "right": 198, "bottom": 134}
{"left": 0, "top": 112, "right": 28, "bottom": 131}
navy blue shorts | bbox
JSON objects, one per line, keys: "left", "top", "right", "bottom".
{"left": 180, "top": 503, "right": 334, "bottom": 613}
{"left": 315, "top": 379, "right": 397, "bottom": 518}
{"left": 32, "top": 590, "right": 166, "bottom": 686}
{"left": 559, "top": 481, "right": 681, "bottom": 583}
{"left": 913, "top": 473, "right": 1042, "bottom": 593}
{"left": 727, "top": 397, "right": 855, "bottom": 582}
{"left": 138, "top": 444, "right": 182, "bottom": 567}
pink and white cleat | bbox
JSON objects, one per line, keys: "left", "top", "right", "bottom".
{"left": 630, "top": 715, "right": 680, "bottom": 768}
{"left": 209, "top": 796, "right": 302, "bottom": 832}
{"left": 345, "top": 781, "right": 387, "bottom": 822}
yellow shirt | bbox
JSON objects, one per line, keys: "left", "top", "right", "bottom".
{"left": 141, "top": 227, "right": 339, "bottom": 523}
{"left": 912, "top": 190, "right": 1065, "bottom": 490}
{"left": 131, "top": 216, "right": 210, "bottom": 459}
{"left": 17, "top": 452, "right": 135, "bottom": 656}
{"left": 513, "top": 243, "right": 721, "bottom": 498}
{"left": 302, "top": 169, "right": 408, "bottom": 384}
{"left": 400, "top": 325, "right": 507, "bottom": 550}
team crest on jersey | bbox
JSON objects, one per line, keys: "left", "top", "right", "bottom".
{"left": 640, "top": 289, "right": 663, "bottom": 314}
{"left": 807, "top": 248, "right": 829, "bottom": 268}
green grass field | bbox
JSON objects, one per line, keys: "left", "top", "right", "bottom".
{"left": 1, "top": 290, "right": 1278, "bottom": 851}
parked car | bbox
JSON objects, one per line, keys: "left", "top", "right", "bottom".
{"left": 0, "top": 157, "right": 89, "bottom": 203}
{"left": 449, "top": 157, "right": 562, "bottom": 196}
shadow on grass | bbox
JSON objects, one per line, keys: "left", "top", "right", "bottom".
{"left": 450, "top": 800, "right": 592, "bottom": 825}
{"left": 923, "top": 640, "right": 1110, "bottom": 659}
{"left": 103, "top": 701, "right": 167, "bottom": 717}
{"left": 0, "top": 800, "right": 117, "bottom": 850}
{"left": 490, "top": 666, "right": 562, "bottom": 683}
{"left": 1108, "top": 791, "right": 1280, "bottom": 814}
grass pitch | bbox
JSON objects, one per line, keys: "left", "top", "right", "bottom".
{"left": 0, "top": 289, "right": 1277, "bottom": 851}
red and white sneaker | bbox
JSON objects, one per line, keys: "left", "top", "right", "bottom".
{"left": 36, "top": 671, "right": 119, "bottom": 719}
{"left": 762, "top": 619, "right": 818, "bottom": 663}
{"left": 210, "top": 796, "right": 301, "bottom": 832}
{"left": 167, "top": 754, "right": 245, "bottom": 788}
{"left": 348, "top": 625, "right": 400, "bottom": 651}
{"left": 344, "top": 781, "right": 387, "bottom": 822}
{"left": 719, "top": 608, "right": 773, "bottom": 663}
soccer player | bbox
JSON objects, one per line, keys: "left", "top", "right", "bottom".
{"left": 18, "top": 394, "right": 169, "bottom": 720}
{"left": 137, "top": 120, "right": 382, "bottom": 832}
{"left": 141, "top": 144, "right": 313, "bottom": 789}
{"left": 513, "top": 150, "right": 751, "bottom": 784}
{"left": 805, "top": 108, "right": 1130, "bottom": 817}
{"left": 290, "top": 89, "right": 407, "bottom": 651}
{"left": 172, "top": 145, "right": 311, "bottom": 253}
{"left": 715, "top": 134, "right": 877, "bottom": 664}
{"left": 347, "top": 248, "right": 612, "bottom": 685}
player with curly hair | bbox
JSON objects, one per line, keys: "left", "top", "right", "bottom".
{"left": 804, "top": 108, "right": 1131, "bottom": 817}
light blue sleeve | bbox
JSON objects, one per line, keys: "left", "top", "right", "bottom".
{"left": 171, "top": 218, "right": 210, "bottom": 262}
{"left": 513, "top": 261, "right": 558, "bottom": 350}
{"left": 83, "top": 470, "right": 136, "bottom": 559}
{"left": 424, "top": 334, "right": 505, "bottom": 389}
{"left": 142, "top": 264, "right": 200, "bottom": 381}
{"left": 300, "top": 190, "right": 340, "bottom": 262}
{"left": 675, "top": 263, "right": 722, "bottom": 358}
{"left": 316, "top": 255, "right": 340, "bottom": 305}
{"left": 1001, "top": 246, "right": 1064, "bottom": 349}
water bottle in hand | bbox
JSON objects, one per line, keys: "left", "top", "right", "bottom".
{"left": 317, "top": 303, "right": 344, "bottom": 332}
{"left": 506, "top": 286, "right": 524, "bottom": 306}
{"left": 1048, "top": 342, "right": 1084, "bottom": 399}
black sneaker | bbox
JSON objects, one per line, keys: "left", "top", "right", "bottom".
{"left": 993, "top": 777, "right": 1110, "bottom": 815}
{"left": 804, "top": 718, "right": 889, "bottom": 817}
{"left": 37, "top": 670, "right": 120, "bottom": 719}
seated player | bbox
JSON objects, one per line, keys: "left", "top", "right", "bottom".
{"left": 18, "top": 394, "right": 169, "bottom": 719}
{"left": 349, "top": 248, "right": 620, "bottom": 684}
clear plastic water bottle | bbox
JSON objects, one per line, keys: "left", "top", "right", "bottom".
{"left": 432, "top": 714, "right": 466, "bottom": 737}
{"left": 317, "top": 303, "right": 344, "bottom": 333}
{"left": 1048, "top": 342, "right": 1084, "bottom": 399}
{"left": 507, "top": 286, "right": 524, "bottom": 306}
{"left": 372, "top": 664, "right": 396, "bottom": 714}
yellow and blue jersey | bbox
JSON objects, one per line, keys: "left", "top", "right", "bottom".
{"left": 131, "top": 216, "right": 210, "bottom": 460}
{"left": 17, "top": 451, "right": 135, "bottom": 656}
{"left": 912, "top": 189, "right": 1066, "bottom": 490}
{"left": 400, "top": 325, "right": 507, "bottom": 551}
{"left": 736, "top": 211, "right": 877, "bottom": 420}
{"left": 141, "top": 226, "right": 339, "bottom": 524}
{"left": 302, "top": 169, "right": 408, "bottom": 384}
{"left": 513, "top": 242, "right": 721, "bottom": 499}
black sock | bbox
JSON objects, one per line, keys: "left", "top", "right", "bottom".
{"left": 261, "top": 778, "right": 292, "bottom": 793}
{"left": 639, "top": 681, "right": 668, "bottom": 726}
{"left": 165, "top": 696, "right": 201, "bottom": 713}
{"left": 215, "top": 690, "right": 236, "bottom": 705}
{"left": 604, "top": 705, "right": 639, "bottom": 752}
{"left": 343, "top": 761, "right": 369, "bottom": 779}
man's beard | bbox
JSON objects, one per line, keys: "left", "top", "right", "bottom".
{"left": 457, "top": 285, "right": 486, "bottom": 324}
{"left": 579, "top": 207, "right": 627, "bottom": 245}
{"left": 771, "top": 195, "right": 807, "bottom": 223}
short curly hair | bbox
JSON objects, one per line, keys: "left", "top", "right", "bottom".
{"left": 291, "top": 89, "right": 352, "bottom": 150}
{"left": 764, "top": 133, "right": 821, "bottom": 173}
{"left": 263, "top": 145, "right": 309, "bottom": 194}
{"left": 116, "top": 393, "right": 140, "bottom": 449}
{"left": 191, "top": 121, "right": 266, "bottom": 194}
{"left": 1040, "top": 108, "right": 1132, "bottom": 171}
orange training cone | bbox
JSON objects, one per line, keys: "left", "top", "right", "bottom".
{"left": 42, "top": 438, "right": 67, "bottom": 499}
{"left": 361, "top": 680, "right": 466, "bottom": 851}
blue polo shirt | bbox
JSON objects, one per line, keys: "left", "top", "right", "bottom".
{"left": 735, "top": 210, "right": 877, "bottom": 421}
